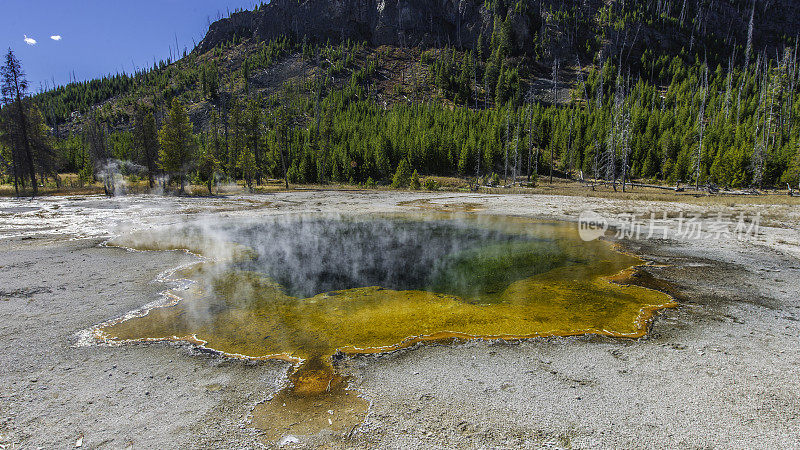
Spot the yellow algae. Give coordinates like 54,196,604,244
252,357,369,442
252,387,369,443
102,258,674,361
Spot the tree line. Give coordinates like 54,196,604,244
2,0,800,196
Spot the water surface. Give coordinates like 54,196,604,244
100,214,675,362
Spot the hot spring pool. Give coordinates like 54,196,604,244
99,213,676,364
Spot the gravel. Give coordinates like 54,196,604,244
0,191,798,449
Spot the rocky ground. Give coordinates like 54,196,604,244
0,190,798,449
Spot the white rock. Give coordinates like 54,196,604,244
278,435,300,446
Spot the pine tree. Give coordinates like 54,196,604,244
391,158,412,188
694,64,708,190
238,138,256,190
410,169,421,189
1,50,38,195
197,136,219,195
245,99,261,184
158,98,194,193
229,99,245,178
133,103,159,188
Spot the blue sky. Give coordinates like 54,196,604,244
2,0,263,91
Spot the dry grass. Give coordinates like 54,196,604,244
2,174,799,207
465,178,800,207
0,173,104,197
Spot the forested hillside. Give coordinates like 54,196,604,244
2,0,800,195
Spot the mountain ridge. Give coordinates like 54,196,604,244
197,0,800,67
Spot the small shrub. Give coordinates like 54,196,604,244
424,178,438,191
391,159,412,188
410,170,421,190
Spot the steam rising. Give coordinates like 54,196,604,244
96,159,146,196
230,216,564,298
120,214,575,300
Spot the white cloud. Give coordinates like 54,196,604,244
23,35,37,45
50,35,62,41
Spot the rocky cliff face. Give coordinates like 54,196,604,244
197,0,534,54
196,0,800,64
